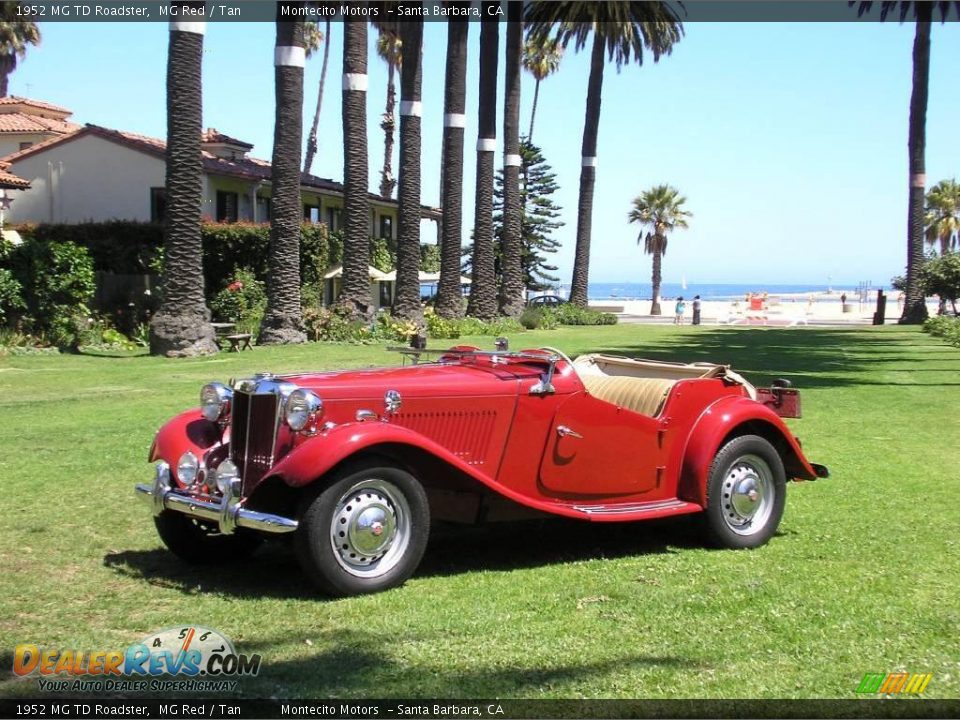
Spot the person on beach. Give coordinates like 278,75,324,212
692,295,702,325
674,296,686,325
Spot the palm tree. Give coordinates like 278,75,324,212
435,16,469,319
522,36,562,142
466,6,499,320
628,185,691,316
0,4,39,97
375,24,403,199
854,1,959,323
525,2,684,308
338,17,371,318
150,13,218,357
303,19,330,175
925,179,960,255
499,19,525,318
260,19,308,344
391,20,424,324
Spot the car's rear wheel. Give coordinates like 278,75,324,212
295,462,430,597
702,435,786,549
154,512,262,564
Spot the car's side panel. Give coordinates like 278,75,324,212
260,422,616,520
538,391,662,496
677,395,819,506
386,393,518,470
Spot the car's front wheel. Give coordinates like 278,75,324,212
295,462,430,597
702,435,786,549
154,513,262,563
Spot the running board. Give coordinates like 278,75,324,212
570,498,702,521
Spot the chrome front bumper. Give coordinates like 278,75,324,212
135,461,299,535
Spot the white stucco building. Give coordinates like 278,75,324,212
1,124,442,242
0,102,441,242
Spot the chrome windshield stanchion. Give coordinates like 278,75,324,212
218,478,241,535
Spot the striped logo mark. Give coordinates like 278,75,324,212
856,672,932,694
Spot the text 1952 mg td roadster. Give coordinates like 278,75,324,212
135,345,828,597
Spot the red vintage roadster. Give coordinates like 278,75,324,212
135,345,828,597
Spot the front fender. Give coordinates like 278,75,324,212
149,409,222,467
677,395,819,506
263,421,497,489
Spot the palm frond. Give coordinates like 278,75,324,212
851,1,960,21
524,1,684,69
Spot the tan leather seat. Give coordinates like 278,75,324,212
580,375,676,417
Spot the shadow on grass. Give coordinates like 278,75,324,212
103,516,704,600
585,326,941,390
418,515,700,578
254,628,701,696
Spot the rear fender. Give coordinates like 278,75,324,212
678,396,818,506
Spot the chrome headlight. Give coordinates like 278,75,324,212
285,389,323,432
177,451,199,487
200,382,233,422
213,458,239,495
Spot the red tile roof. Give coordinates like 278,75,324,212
0,124,406,203
0,160,30,189
0,96,77,136
202,128,253,149
0,96,72,115
0,113,79,134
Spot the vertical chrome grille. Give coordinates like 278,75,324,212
230,390,281,490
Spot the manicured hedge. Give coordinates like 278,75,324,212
15,221,333,297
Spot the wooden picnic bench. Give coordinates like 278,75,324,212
224,333,253,352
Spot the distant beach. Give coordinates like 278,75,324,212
582,282,875,302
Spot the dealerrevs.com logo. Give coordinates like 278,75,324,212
13,626,261,693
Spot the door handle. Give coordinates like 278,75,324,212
556,425,583,439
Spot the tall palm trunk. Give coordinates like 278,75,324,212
902,9,931,324
260,19,307,345
650,243,663,316
466,8,499,320
303,18,331,175
392,20,424,324
568,33,604,308
499,19,524,317
436,17,468,319
150,15,217,357
528,78,541,142
379,59,397,198
0,54,14,98
339,18,371,318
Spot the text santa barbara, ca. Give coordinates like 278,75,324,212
280,3,505,19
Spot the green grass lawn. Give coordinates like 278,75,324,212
0,325,958,700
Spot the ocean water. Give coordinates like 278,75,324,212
579,282,860,302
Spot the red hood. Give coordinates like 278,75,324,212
276,361,540,402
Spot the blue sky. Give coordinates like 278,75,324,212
13,19,960,286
